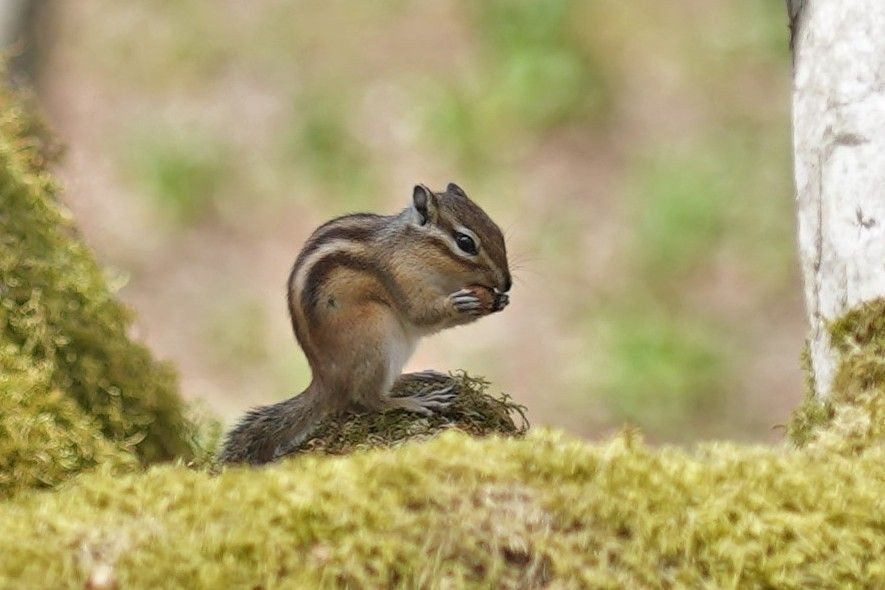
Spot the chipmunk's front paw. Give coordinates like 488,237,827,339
450,285,498,317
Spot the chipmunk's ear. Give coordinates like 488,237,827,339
446,182,467,198
412,184,438,226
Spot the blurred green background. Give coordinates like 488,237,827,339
5,0,801,442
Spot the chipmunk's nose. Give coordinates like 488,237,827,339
500,273,512,293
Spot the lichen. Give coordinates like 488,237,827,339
0,86,194,463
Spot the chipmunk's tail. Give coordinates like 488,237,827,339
218,381,327,465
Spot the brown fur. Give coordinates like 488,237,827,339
219,184,510,465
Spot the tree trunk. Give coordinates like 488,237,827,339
790,0,885,399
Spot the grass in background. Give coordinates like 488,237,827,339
283,90,378,210
203,298,270,370
633,150,731,284
82,0,234,87
425,0,614,172
631,133,791,281
597,305,732,437
475,0,611,128
124,127,231,224
42,0,796,442
598,135,791,433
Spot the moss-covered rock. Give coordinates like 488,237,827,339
0,339,137,499
0,88,193,463
0,430,882,588
288,373,528,457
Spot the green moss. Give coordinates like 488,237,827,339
787,390,834,448
786,342,833,446
829,299,885,402
788,299,885,448
0,340,138,499
0,430,882,588
813,299,885,454
0,88,194,463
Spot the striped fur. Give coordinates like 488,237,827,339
220,184,510,464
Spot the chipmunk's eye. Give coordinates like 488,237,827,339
454,231,478,255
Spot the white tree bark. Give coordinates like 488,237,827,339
791,0,885,399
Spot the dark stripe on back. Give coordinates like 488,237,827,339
286,263,315,363
314,213,383,234
297,214,385,264
300,251,408,324
287,214,383,356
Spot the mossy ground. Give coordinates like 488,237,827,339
1,430,882,589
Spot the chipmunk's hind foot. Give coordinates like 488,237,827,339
397,369,451,384
384,376,458,416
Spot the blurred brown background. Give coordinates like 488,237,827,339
4,0,802,443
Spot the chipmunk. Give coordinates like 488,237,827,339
219,182,511,465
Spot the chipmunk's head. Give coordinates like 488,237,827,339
410,183,511,294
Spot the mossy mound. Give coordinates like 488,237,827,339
292,373,528,456
0,88,193,463
788,298,885,448
0,430,882,588
0,340,138,499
